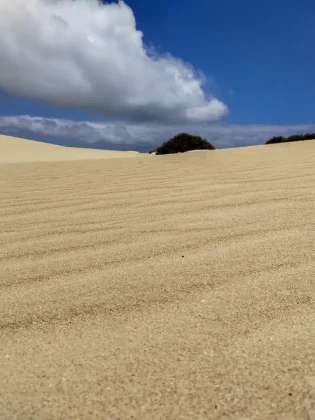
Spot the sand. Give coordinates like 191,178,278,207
0,134,140,163
0,136,314,419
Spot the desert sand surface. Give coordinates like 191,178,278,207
0,134,140,163
0,138,315,419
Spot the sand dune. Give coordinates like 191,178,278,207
0,138,315,419
0,134,140,163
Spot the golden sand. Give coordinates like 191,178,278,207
0,136,314,419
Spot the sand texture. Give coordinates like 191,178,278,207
0,137,315,419
0,134,140,163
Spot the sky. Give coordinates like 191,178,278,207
0,0,315,150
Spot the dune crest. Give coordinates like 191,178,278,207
0,134,140,163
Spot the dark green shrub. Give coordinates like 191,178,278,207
266,133,315,144
266,136,286,144
155,133,215,155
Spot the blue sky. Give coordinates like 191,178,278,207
130,0,315,125
0,0,315,150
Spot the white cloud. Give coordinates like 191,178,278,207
2,115,315,150
0,0,228,123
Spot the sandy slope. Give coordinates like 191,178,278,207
0,139,315,419
0,134,140,163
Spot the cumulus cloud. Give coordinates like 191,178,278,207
0,0,227,123
2,115,315,151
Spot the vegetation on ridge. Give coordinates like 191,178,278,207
154,133,215,155
266,133,315,144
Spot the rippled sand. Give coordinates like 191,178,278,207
0,137,314,419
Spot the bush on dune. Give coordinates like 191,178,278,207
266,133,315,145
155,133,215,155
